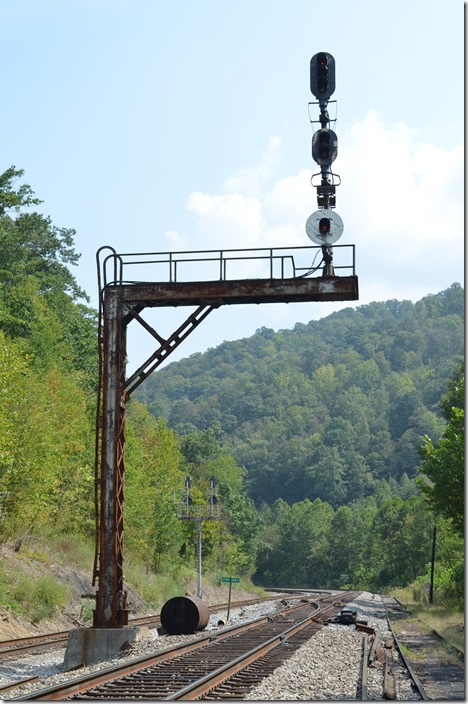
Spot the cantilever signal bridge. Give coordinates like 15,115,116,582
93,243,358,628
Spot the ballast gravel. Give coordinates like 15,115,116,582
247,592,420,701
249,626,364,700
0,592,421,700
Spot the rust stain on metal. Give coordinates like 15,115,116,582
115,275,359,307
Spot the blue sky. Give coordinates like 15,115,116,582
0,0,464,372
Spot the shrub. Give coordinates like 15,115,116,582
12,574,70,623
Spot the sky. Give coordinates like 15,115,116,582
0,0,464,374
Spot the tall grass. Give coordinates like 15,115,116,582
2,573,70,624
391,586,464,653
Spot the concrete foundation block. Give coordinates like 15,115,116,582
63,626,149,671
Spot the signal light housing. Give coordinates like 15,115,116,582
312,128,338,166
310,52,336,100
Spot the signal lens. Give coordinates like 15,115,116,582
319,132,330,158
319,218,331,233
317,52,328,92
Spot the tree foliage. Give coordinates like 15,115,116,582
0,332,95,539
0,168,97,539
0,166,97,384
178,426,261,576
418,360,464,535
125,401,184,571
254,494,447,597
138,285,463,508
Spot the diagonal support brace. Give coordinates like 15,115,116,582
124,304,217,396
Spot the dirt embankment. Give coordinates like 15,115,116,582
0,544,260,641
0,544,96,640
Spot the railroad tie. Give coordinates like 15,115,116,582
383,644,397,700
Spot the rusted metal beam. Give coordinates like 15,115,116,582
124,305,217,396
114,275,359,307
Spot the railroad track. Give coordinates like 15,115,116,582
360,621,428,701
10,593,358,700
0,594,288,660
0,632,71,658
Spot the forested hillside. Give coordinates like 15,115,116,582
137,284,464,508
0,166,260,589
0,166,463,618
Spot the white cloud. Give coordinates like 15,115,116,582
187,191,264,245
163,109,464,311
338,110,463,258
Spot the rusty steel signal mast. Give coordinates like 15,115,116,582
92,51,358,629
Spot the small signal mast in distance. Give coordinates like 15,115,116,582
306,51,343,276
175,475,220,598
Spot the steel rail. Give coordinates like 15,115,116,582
164,592,356,701
386,611,428,700
0,676,40,694
0,632,70,656
163,611,326,700
0,594,289,660
360,633,369,700
12,601,320,701
13,637,217,701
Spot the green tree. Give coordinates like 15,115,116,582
0,166,42,214
0,168,101,541
125,401,183,571
370,497,433,587
179,425,260,575
328,500,377,586
0,362,94,539
254,498,334,587
0,167,85,300
0,167,98,387
418,361,464,535
0,333,29,488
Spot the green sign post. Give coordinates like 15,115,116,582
221,576,240,620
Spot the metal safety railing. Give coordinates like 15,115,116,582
97,244,356,291
174,501,221,520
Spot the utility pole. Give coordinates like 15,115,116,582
175,476,220,598
429,526,437,604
